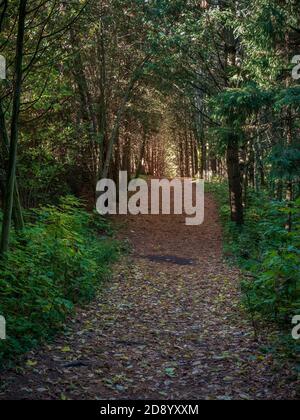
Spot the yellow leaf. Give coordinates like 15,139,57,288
26,360,37,367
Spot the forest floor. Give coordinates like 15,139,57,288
0,190,298,400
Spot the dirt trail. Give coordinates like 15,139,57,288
0,190,297,400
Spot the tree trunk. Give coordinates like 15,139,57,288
200,139,207,179
227,135,244,225
210,157,217,177
184,127,190,177
97,17,107,171
70,28,98,186
101,81,135,179
136,128,147,178
193,139,199,176
179,135,184,177
0,101,24,231
1,0,27,255
101,55,150,179
224,22,244,225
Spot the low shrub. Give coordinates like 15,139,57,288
0,196,120,365
207,182,300,355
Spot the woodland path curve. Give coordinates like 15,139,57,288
0,190,296,400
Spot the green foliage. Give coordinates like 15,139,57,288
211,84,273,126
237,0,289,85
0,197,120,365
239,198,300,322
269,144,300,182
207,182,300,343
275,86,300,111
210,84,274,155
17,147,70,208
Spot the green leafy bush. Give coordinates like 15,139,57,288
17,147,70,208
207,183,300,326
240,197,300,323
0,196,119,365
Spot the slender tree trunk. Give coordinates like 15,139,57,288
227,135,244,225
190,131,197,177
122,129,132,180
0,101,24,231
97,17,107,170
184,127,190,177
285,108,293,232
179,135,184,177
0,0,27,255
70,29,97,135
136,128,147,178
210,157,217,177
101,55,150,179
101,82,135,179
70,28,98,187
200,139,207,179
224,24,244,225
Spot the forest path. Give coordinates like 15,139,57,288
0,191,295,400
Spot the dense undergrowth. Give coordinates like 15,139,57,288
0,196,120,366
207,182,300,359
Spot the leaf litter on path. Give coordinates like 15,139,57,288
0,193,298,400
